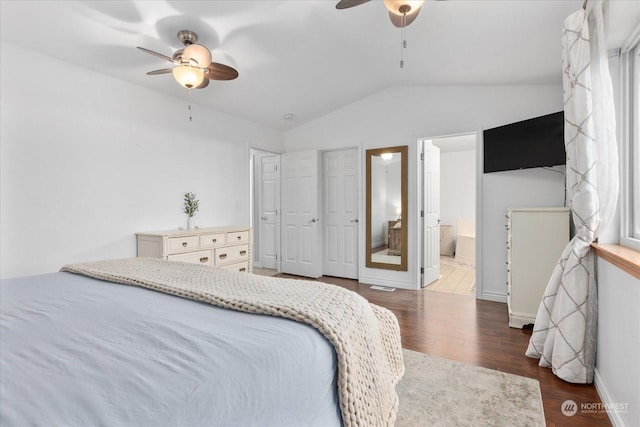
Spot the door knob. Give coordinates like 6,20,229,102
261,216,268,221
308,218,319,223
350,219,359,223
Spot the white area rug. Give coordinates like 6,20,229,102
397,349,545,426
439,255,476,271
426,256,476,296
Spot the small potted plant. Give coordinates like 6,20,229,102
183,192,199,229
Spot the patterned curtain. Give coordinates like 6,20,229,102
525,0,618,384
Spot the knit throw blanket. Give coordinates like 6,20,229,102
61,258,404,427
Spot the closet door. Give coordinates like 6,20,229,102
281,150,322,278
258,154,280,270
322,149,359,279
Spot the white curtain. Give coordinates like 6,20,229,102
525,0,618,384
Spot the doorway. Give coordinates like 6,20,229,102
252,148,360,280
426,133,477,296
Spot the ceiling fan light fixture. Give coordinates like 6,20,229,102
139,29,239,89
172,65,205,89
383,0,424,16
183,44,212,68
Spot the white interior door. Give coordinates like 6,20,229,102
281,150,322,278
422,139,441,286
259,154,280,270
322,149,358,279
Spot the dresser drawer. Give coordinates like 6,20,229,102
168,250,213,266
218,261,249,273
200,233,226,249
167,236,200,253
227,231,250,245
137,227,252,270
214,244,249,266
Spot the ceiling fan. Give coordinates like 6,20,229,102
137,30,238,90
336,0,426,28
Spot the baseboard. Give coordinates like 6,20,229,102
594,368,626,427
479,291,507,303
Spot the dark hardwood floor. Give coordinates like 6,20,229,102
280,274,611,427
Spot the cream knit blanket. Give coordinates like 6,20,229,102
61,258,404,427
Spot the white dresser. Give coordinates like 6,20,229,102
136,226,252,273
507,208,570,328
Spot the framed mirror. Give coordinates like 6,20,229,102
366,146,408,271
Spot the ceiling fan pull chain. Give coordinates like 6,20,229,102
188,89,194,122
399,20,403,68
400,15,407,69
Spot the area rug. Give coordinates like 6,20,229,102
396,349,545,427
440,255,476,271
426,258,476,296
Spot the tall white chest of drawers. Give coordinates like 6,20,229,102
136,226,252,273
507,208,570,328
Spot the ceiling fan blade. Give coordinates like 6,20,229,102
204,62,239,81
146,68,173,76
336,0,371,10
388,6,422,28
136,46,174,63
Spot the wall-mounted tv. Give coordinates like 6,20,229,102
483,111,565,173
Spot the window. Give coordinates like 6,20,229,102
620,32,640,251
632,45,640,240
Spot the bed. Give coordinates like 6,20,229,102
0,258,403,427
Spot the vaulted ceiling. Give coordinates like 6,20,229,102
1,1,638,131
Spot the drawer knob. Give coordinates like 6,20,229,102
219,253,227,259
240,250,247,256
212,238,217,243
200,257,209,263
239,267,246,272
182,242,188,247
237,236,242,241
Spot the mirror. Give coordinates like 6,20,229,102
366,146,408,271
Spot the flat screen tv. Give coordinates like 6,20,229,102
483,111,565,173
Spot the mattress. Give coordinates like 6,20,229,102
0,271,341,427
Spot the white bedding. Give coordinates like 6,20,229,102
59,258,404,427
0,272,341,426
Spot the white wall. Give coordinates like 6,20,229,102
284,85,564,291
592,50,639,427
371,159,387,247
439,149,476,243
0,42,283,279
480,166,566,301
385,160,402,223
595,261,640,427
